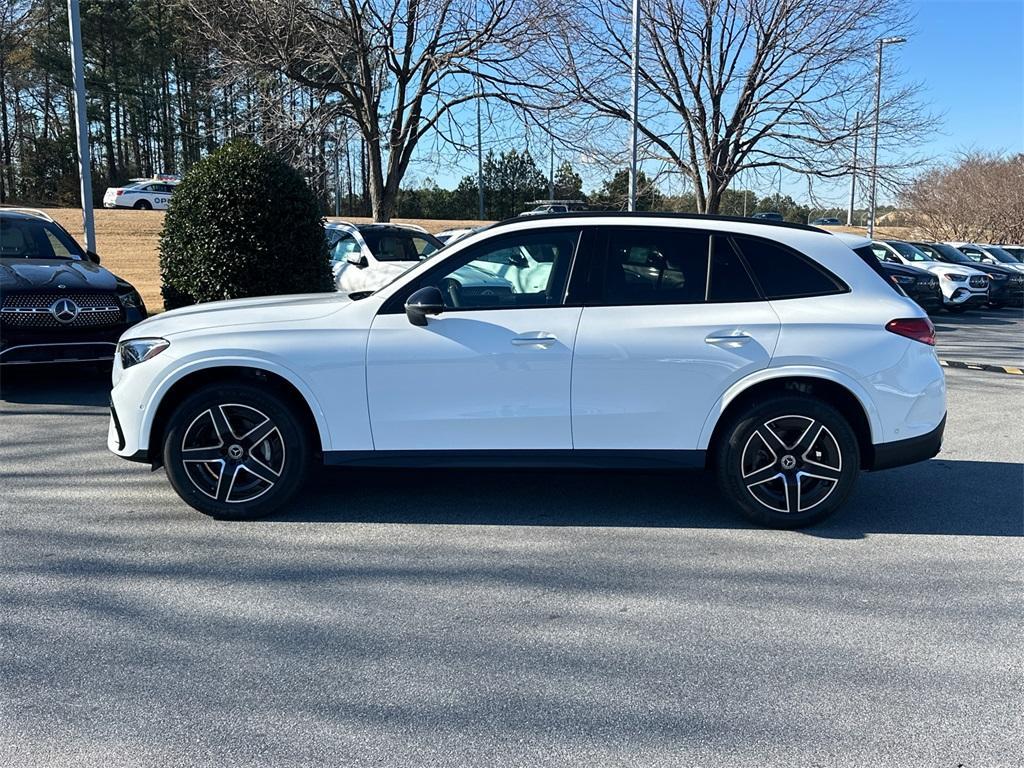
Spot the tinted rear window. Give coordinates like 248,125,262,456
600,228,709,305
733,236,845,299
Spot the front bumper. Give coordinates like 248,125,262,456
906,285,943,312
943,288,987,308
0,307,146,364
987,280,1024,306
867,414,946,471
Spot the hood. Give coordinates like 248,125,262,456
964,261,1020,278
124,292,349,339
0,258,118,292
911,261,984,277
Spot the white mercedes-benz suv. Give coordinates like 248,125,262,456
108,214,946,528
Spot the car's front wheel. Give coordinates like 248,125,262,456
163,383,310,519
715,396,859,529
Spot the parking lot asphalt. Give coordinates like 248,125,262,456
1,318,1022,767
933,305,1024,367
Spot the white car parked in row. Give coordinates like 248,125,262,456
870,240,989,311
948,242,1024,274
102,176,180,210
108,213,946,528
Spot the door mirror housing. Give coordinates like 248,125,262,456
405,286,445,326
347,251,369,267
86,250,101,265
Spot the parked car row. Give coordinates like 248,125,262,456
836,233,1023,315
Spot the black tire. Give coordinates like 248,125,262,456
134,199,152,210
162,383,310,519
988,302,1005,309
714,395,859,529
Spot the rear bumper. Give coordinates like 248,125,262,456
867,413,946,471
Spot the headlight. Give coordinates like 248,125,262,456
988,273,1007,280
942,273,967,282
118,338,169,369
118,289,143,307
891,275,916,286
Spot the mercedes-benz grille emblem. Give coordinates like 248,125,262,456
50,298,80,324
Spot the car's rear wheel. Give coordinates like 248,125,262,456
715,396,859,529
163,383,310,519
134,199,152,210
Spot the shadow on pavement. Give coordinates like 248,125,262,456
0,363,111,407
268,458,1023,539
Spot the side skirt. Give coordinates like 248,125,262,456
323,449,707,470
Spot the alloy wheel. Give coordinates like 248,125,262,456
179,403,286,504
740,414,843,514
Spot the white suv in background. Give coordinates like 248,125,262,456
870,240,989,311
108,214,946,529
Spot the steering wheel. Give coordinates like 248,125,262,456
441,278,462,308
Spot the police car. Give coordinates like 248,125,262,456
102,175,181,210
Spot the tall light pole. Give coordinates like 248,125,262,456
627,0,640,211
476,67,485,220
868,36,905,238
847,111,860,227
67,0,95,252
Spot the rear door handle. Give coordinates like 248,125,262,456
705,331,752,347
511,333,558,347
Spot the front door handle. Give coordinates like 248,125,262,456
705,331,752,348
511,333,558,347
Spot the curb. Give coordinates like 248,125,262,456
939,359,1024,376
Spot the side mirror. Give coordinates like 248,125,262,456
405,286,445,326
346,251,368,268
86,250,101,265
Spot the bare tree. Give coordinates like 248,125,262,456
530,0,931,213
183,0,543,221
901,152,1024,243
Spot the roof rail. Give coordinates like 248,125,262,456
393,222,428,234
0,207,55,223
488,210,826,233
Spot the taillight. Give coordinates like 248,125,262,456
886,317,935,346
116,189,124,196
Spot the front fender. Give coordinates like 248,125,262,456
138,353,333,453
695,365,882,450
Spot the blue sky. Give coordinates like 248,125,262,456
902,0,1023,157
412,0,1023,204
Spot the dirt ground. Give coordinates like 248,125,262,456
20,207,914,312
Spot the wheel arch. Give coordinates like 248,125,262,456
700,368,879,470
143,362,329,467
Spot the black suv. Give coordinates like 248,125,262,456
911,241,1024,308
0,209,147,364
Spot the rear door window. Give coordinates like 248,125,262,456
599,227,709,305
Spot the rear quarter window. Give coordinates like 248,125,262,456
734,236,846,299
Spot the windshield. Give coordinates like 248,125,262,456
361,229,442,262
982,246,1021,264
915,242,971,263
886,241,932,262
0,218,85,260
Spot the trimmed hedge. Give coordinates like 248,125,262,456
159,140,333,309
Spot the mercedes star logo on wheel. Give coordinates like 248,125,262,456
50,298,80,324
